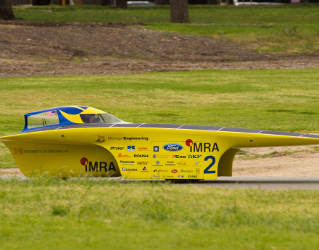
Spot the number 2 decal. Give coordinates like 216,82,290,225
204,156,216,174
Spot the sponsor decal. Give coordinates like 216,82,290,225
172,155,186,159
118,153,130,158
122,168,137,171
96,136,105,143
120,160,135,164
21,149,41,154
137,146,148,151
134,154,148,158
123,136,149,141
127,146,135,151
48,149,68,153
153,154,169,158
80,157,116,172
163,144,183,152
153,146,159,152
137,161,148,165
165,161,176,166
177,162,187,166
110,146,124,150
186,139,219,153
188,175,197,178
22,149,68,154
152,160,163,167
153,169,168,173
188,154,202,159
171,169,178,173
108,136,122,140
181,169,194,173
186,139,193,147
178,175,185,179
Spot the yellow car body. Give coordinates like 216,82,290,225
1,106,319,179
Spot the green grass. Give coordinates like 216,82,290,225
12,4,319,53
1,69,319,168
1,69,319,248
1,178,319,249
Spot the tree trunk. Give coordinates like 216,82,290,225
32,0,50,5
170,0,189,23
154,0,169,4
0,0,15,20
115,0,127,8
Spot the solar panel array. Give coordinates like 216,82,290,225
25,123,319,139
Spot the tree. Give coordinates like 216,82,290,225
115,0,127,8
170,0,189,23
0,0,15,20
32,0,50,5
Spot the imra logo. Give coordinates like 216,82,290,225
185,139,219,153
80,157,116,172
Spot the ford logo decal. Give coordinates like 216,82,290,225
163,144,183,151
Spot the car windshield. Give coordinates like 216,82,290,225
80,113,123,124
27,111,60,129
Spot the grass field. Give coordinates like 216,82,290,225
13,4,319,53
1,67,319,249
1,178,319,249
2,7,319,248
1,69,319,168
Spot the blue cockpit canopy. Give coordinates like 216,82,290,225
23,106,124,132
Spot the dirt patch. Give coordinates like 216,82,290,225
1,22,319,77
233,145,319,177
0,168,23,177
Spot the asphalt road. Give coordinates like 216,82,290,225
1,176,319,190
195,177,319,190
